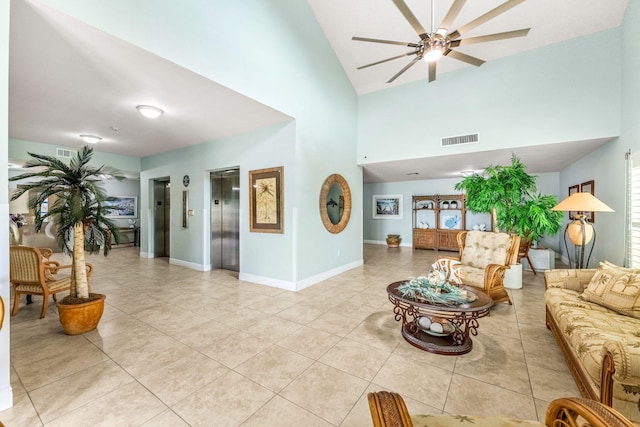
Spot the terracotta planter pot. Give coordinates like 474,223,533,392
57,294,106,335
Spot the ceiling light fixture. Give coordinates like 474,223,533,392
423,37,447,62
80,134,102,144
136,105,164,119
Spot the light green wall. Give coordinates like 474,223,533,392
9,138,141,176
553,0,640,267
358,29,621,166
364,172,561,251
0,0,11,412
37,0,361,285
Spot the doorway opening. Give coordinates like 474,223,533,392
210,169,240,272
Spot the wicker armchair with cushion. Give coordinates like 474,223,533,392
9,246,93,319
368,391,635,427
435,230,520,304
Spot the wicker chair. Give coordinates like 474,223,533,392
9,246,92,319
368,391,635,427
435,230,520,304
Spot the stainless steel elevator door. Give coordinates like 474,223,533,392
211,170,239,271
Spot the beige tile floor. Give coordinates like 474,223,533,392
1,244,579,426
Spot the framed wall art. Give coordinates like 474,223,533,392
373,194,403,219
580,180,595,223
105,196,137,218
568,184,579,220
249,166,284,233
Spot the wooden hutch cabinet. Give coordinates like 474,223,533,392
412,194,466,251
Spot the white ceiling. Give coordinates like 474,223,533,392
308,0,629,95
8,0,628,182
8,0,292,161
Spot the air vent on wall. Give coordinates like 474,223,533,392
56,148,77,159
441,133,479,147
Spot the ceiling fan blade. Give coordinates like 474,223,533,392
437,0,467,35
428,61,437,82
445,49,485,67
450,28,530,47
352,36,420,48
357,51,417,70
448,0,526,40
387,57,421,83
392,0,429,40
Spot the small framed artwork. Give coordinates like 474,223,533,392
568,184,579,220
373,195,403,219
581,180,595,223
249,166,284,233
105,196,138,218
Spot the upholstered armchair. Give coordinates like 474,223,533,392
436,230,520,304
9,246,93,319
368,391,635,427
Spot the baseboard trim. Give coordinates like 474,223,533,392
363,239,411,247
239,259,364,292
0,385,13,411
169,258,208,271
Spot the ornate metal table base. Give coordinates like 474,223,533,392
387,281,493,355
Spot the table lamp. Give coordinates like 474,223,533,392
551,192,614,268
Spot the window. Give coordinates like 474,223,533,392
626,152,640,267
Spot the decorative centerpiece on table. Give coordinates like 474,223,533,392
397,269,477,306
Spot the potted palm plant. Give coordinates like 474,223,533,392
9,147,123,334
454,154,563,243
454,155,563,286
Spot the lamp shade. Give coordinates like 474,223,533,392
551,192,614,213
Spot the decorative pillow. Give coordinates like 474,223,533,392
581,262,640,319
432,258,463,284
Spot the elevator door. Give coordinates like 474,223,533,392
153,179,171,257
211,170,239,271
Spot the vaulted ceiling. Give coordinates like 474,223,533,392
8,0,629,181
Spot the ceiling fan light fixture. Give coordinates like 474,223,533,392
136,105,164,119
424,46,443,62
423,37,447,62
79,134,102,144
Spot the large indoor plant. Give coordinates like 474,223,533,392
9,147,123,334
454,154,563,244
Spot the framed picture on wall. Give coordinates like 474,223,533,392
105,196,137,218
580,180,595,223
249,166,284,233
373,195,403,219
568,184,579,220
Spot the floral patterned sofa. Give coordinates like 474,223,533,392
545,262,640,425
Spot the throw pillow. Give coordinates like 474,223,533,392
432,258,463,284
581,262,640,319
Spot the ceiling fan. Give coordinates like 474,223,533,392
353,0,530,83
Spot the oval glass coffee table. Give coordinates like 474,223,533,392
387,281,493,355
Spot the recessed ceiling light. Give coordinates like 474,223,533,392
80,134,102,144
136,105,164,119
